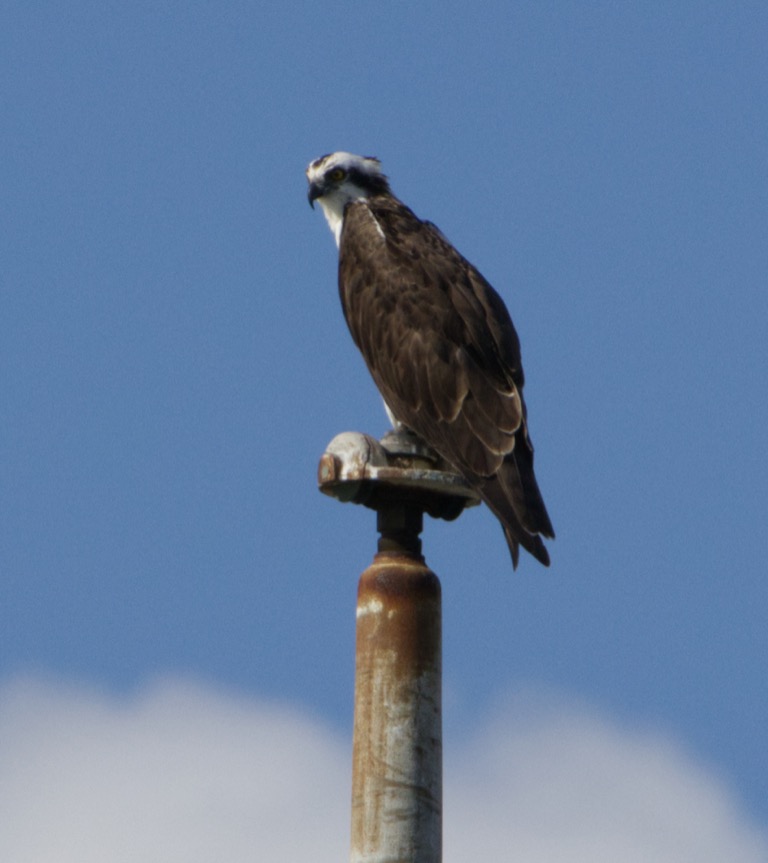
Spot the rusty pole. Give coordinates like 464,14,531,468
351,507,442,862
318,430,477,863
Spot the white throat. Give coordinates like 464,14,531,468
317,184,369,248
317,198,346,247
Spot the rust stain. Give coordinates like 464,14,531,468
350,549,442,862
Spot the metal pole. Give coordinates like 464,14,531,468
318,430,477,863
350,506,442,863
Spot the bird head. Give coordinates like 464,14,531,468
306,152,390,244
306,152,389,209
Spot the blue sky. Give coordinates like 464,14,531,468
2,2,767,856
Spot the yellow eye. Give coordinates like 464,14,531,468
328,168,346,182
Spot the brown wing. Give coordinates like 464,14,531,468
338,196,554,567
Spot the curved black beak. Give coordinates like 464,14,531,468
307,180,324,209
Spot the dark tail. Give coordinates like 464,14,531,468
479,447,554,569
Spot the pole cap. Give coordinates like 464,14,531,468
318,429,479,521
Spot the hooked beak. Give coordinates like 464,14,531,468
307,180,325,209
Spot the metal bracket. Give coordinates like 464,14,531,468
318,428,479,523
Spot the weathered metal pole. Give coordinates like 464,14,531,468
351,507,442,862
318,430,477,863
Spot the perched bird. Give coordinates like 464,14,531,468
307,152,554,567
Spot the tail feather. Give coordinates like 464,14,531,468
498,449,555,539
479,455,553,569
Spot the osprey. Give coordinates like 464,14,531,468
307,152,554,567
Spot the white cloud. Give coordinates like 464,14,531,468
0,678,764,862
446,693,767,862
